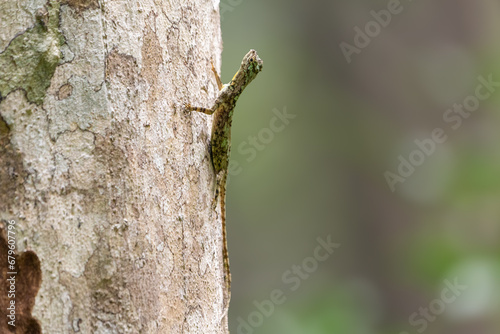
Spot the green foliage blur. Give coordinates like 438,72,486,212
221,0,500,333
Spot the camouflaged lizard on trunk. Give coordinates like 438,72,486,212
186,50,263,309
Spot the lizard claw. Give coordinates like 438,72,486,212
183,103,192,115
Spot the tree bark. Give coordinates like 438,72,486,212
0,0,226,332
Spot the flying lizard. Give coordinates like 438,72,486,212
185,50,263,307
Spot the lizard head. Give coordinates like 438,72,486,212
232,49,263,87
242,49,263,79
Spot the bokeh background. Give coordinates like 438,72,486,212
220,0,500,333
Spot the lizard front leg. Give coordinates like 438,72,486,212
185,104,215,115
184,61,223,113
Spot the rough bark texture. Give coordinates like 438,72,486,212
0,0,226,333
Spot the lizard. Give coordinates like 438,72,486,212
185,49,263,309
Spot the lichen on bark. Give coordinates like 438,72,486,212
0,0,64,105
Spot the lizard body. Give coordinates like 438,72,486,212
186,50,263,307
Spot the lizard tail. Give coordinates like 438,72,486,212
214,171,231,305
220,180,231,298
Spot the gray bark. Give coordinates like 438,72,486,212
0,0,227,332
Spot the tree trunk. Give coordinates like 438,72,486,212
0,0,226,333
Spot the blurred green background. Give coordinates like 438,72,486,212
220,0,500,333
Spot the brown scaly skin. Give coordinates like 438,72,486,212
186,50,263,312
